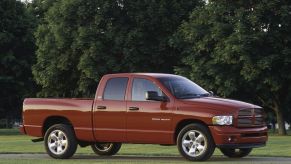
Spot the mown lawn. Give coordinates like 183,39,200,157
0,129,290,164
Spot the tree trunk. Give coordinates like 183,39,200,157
274,106,287,135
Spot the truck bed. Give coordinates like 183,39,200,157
22,98,95,141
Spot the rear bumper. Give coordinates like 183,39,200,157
19,124,26,134
209,125,268,148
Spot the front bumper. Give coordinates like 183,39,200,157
209,125,268,148
216,143,266,149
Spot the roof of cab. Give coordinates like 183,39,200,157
103,73,181,78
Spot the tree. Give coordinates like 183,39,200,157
174,0,291,135
32,0,203,97
0,0,36,119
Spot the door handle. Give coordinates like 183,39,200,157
128,107,139,111
97,106,106,110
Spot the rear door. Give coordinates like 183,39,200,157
126,77,174,144
93,77,128,142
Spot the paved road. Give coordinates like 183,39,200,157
1,154,291,163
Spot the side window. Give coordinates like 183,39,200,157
103,77,128,100
132,78,163,101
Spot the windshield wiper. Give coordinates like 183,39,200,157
200,93,211,97
178,93,201,99
178,93,211,99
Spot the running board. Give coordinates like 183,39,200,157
31,138,44,142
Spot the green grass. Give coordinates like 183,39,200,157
0,129,291,163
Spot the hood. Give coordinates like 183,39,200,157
180,96,260,113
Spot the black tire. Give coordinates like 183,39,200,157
44,124,77,159
220,148,252,158
91,143,122,156
177,123,215,161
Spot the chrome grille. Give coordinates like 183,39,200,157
237,108,265,127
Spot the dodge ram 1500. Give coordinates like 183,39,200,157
20,73,268,161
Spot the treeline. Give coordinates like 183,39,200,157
0,0,290,135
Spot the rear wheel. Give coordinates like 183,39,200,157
91,143,121,156
177,124,215,161
220,148,252,158
44,124,77,159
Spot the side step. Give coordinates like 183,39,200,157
31,138,44,142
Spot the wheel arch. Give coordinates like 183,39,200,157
42,116,73,136
174,119,211,144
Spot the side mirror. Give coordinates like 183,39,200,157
145,91,167,102
209,91,214,96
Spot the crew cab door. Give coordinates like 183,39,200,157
126,77,174,144
93,77,128,142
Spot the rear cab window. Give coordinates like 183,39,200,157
103,77,128,100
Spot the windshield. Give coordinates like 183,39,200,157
158,76,210,99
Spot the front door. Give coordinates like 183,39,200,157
126,77,173,144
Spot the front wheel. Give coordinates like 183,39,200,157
91,142,121,156
177,124,215,161
44,124,77,159
220,148,252,158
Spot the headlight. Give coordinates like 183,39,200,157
212,116,233,125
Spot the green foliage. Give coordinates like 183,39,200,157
3,0,290,127
32,0,203,97
0,0,36,118
175,0,291,134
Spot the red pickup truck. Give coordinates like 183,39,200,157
20,73,267,161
